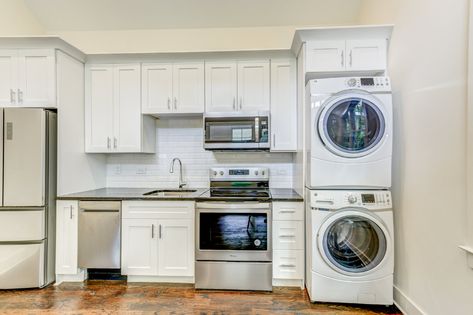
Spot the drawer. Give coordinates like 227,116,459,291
122,201,194,219
272,202,304,221
273,250,304,280
273,221,304,250
0,210,45,241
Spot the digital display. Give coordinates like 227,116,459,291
229,169,249,176
362,194,376,203
360,78,375,86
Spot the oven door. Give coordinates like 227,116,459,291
203,115,269,150
196,202,271,262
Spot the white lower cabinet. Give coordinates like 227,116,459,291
272,201,304,287
121,201,195,280
56,200,79,275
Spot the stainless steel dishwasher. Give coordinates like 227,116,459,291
78,201,121,269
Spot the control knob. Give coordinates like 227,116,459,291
347,194,358,204
219,171,224,176
255,171,259,175
213,171,217,176
347,78,357,87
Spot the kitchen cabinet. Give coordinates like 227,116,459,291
205,60,269,113
142,62,204,115
121,201,195,279
56,200,79,275
306,39,387,73
85,63,155,153
0,49,55,107
270,59,297,152
272,202,304,287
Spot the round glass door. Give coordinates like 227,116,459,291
322,215,387,273
321,97,385,156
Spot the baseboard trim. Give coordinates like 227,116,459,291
127,275,194,283
272,278,304,289
55,270,87,285
394,285,426,315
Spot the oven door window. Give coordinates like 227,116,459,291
199,213,268,250
205,120,255,143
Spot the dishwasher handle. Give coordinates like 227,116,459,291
79,201,121,212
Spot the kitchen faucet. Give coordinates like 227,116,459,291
169,157,187,189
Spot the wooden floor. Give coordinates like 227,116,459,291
0,281,402,315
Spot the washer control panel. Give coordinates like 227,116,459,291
346,77,390,89
310,190,392,210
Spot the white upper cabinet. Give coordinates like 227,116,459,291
205,60,270,113
306,39,387,74
0,49,55,107
85,64,155,153
142,64,173,114
345,39,387,71
172,63,205,113
306,41,346,73
205,62,237,112
142,62,204,115
270,59,297,152
237,61,270,111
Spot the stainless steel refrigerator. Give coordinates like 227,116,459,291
0,108,56,289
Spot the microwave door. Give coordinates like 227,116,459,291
206,120,255,143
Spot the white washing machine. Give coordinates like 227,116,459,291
306,77,393,189
305,189,394,305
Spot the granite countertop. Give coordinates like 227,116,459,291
57,187,303,202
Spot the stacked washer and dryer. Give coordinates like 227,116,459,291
305,77,394,305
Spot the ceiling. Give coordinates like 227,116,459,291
24,0,363,31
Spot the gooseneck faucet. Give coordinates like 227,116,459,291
169,157,187,189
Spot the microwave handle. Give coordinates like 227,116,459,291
255,117,260,143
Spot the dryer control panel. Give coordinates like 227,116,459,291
308,76,391,94
310,190,392,211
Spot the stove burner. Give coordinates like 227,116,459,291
210,189,270,198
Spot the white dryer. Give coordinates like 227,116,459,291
305,189,394,305
306,77,393,189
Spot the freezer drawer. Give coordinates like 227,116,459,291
0,210,45,241
0,242,45,289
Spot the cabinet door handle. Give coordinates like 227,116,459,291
167,97,171,110
273,134,276,148
239,97,242,110
233,97,236,110
151,224,155,238
174,97,177,110
17,89,23,104
114,137,117,149
280,264,296,268
159,224,162,239
341,51,345,67
349,50,353,67
69,205,73,219
107,137,111,149
10,89,15,104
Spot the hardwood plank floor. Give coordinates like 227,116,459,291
0,281,402,315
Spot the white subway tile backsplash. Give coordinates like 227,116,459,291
106,118,294,188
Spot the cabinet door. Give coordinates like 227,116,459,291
142,64,173,114
237,61,270,111
56,200,79,275
0,50,18,106
205,62,237,112
270,59,297,152
306,40,346,72
173,63,204,113
17,49,56,107
346,39,387,71
158,219,194,277
122,219,159,276
85,65,114,152
113,64,142,152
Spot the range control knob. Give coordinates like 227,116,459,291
347,194,358,204
219,171,224,176
347,78,357,87
213,171,217,176
255,171,259,176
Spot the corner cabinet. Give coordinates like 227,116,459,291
270,59,297,152
121,201,195,281
142,62,204,115
0,49,56,107
85,64,155,153
56,200,79,275
205,60,270,113
306,39,387,74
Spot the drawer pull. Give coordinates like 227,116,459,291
279,234,296,238
280,210,296,213
280,264,296,268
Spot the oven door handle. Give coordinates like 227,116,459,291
196,202,270,210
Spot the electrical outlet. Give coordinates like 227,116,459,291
114,165,121,175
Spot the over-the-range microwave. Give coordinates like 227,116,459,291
203,112,270,151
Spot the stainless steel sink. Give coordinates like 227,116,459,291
143,189,197,197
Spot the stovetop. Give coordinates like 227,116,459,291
197,188,271,202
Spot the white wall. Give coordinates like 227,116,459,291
106,118,293,188
358,1,473,314
0,0,44,35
